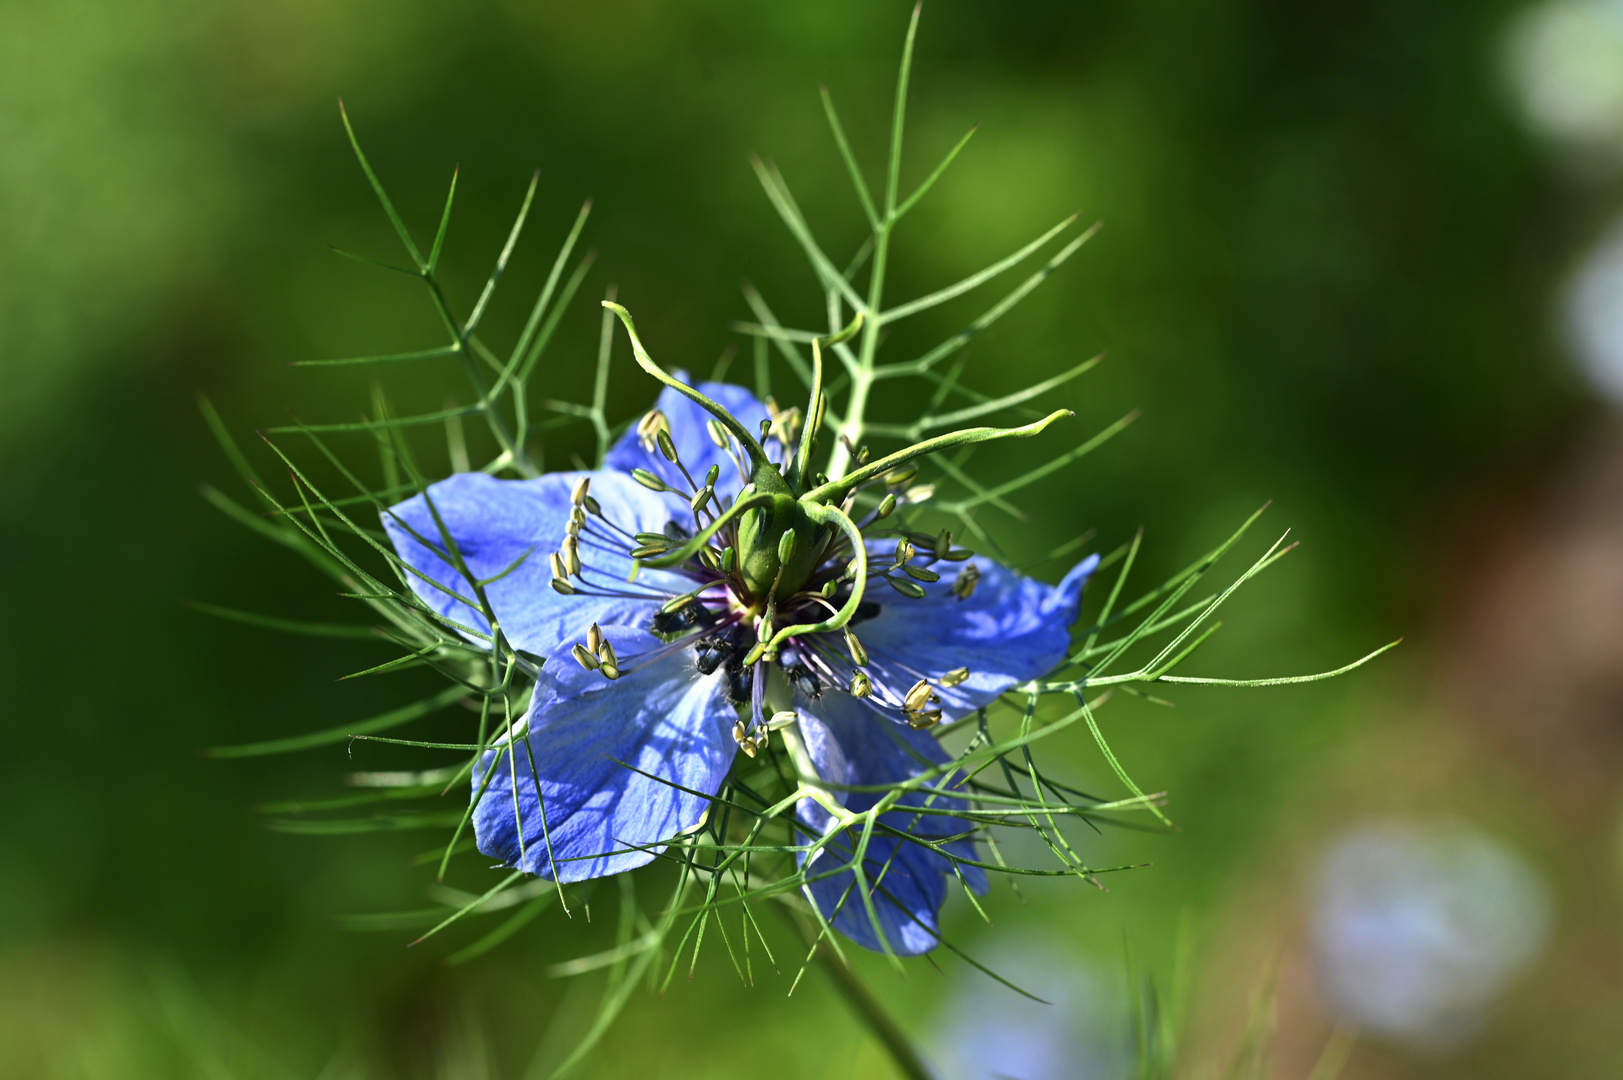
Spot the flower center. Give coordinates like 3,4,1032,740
543,409,981,748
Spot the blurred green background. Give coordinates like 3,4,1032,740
3,0,1616,1076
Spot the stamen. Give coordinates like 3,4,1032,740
636,409,669,451
941,667,970,687
951,563,980,600
843,628,868,667
903,678,938,712
551,578,576,595
904,484,935,504
901,564,939,583
631,468,669,492
549,553,569,580
587,623,603,654
707,418,730,449
884,463,919,487
849,671,872,698
562,537,582,576
906,709,942,730
885,576,927,599
571,643,600,671
655,428,679,463
571,476,591,506
875,493,897,519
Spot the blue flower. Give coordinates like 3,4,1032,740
383,377,1096,954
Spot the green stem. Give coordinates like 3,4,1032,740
800,915,934,1080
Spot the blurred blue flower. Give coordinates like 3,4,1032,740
1312,821,1551,1048
383,379,1096,953
930,939,1130,1080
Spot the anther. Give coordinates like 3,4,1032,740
875,493,897,519
905,484,936,503
690,486,712,514
631,468,669,492
884,463,919,487
571,643,600,671
844,628,869,667
821,579,838,598
631,544,670,559
901,564,939,583
903,679,938,712
906,709,943,730
571,476,591,506
720,546,736,572
704,464,720,488
849,671,872,698
951,563,981,600
758,418,772,441
886,576,927,599
549,553,569,580
587,623,603,655
941,667,970,687
895,539,915,566
551,579,577,595
776,530,797,564
698,547,722,571
935,529,952,557
707,418,729,448
599,661,621,681
754,727,769,750
597,639,618,668
566,519,581,540
656,428,679,463
582,495,602,516
856,445,871,465
562,538,582,576
637,409,669,451
767,711,798,730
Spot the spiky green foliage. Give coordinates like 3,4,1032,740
196,7,1390,1075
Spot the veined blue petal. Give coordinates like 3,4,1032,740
382,471,693,656
604,377,772,508
859,554,1099,719
472,627,737,881
795,691,986,956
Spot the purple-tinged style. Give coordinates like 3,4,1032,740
383,379,1096,954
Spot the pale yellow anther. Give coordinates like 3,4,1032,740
571,476,591,506
903,678,937,712
587,623,603,655
941,667,970,687
849,671,872,698
562,537,581,576
571,643,600,672
549,553,569,580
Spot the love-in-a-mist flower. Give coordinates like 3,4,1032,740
382,306,1097,954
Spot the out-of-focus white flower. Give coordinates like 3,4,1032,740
930,940,1130,1080
1311,821,1551,1049
1563,214,1623,404
1504,0,1623,154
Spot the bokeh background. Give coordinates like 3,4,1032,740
4,0,1622,1076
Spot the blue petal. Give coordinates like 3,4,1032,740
795,691,987,956
856,553,1099,719
604,377,772,510
472,627,737,881
382,471,695,656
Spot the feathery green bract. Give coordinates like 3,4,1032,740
197,8,1389,1078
